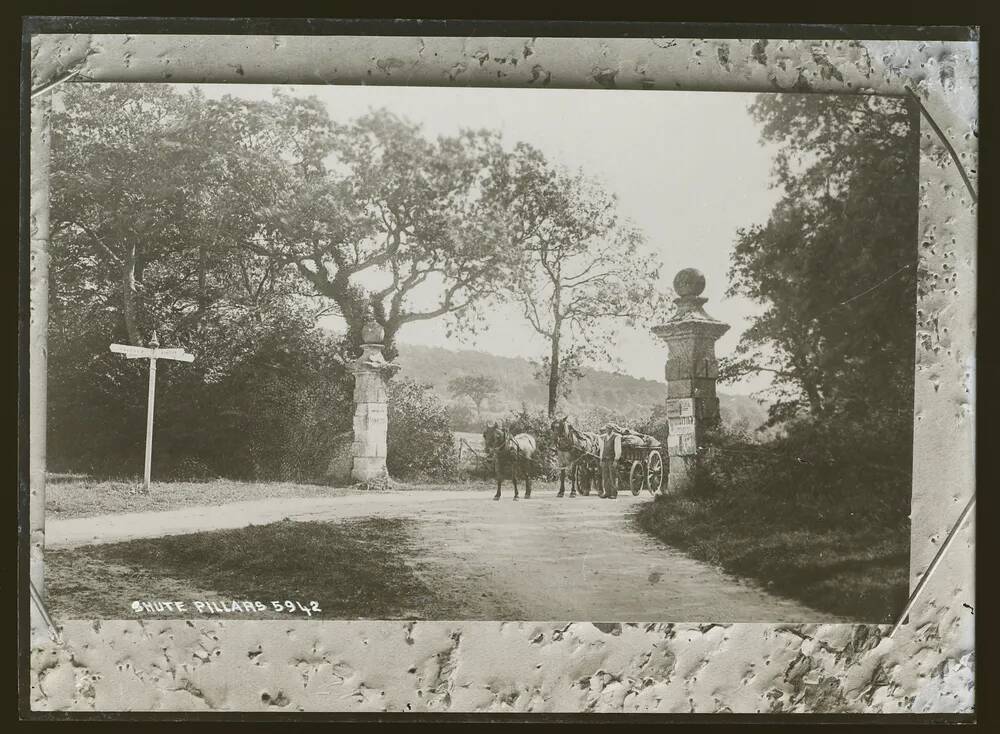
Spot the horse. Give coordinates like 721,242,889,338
483,423,538,501
550,416,604,498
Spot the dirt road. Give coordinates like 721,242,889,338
47,486,838,621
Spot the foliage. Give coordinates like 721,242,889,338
632,401,671,447
636,417,911,621
447,374,500,418
50,84,296,355
721,94,919,430
396,343,771,431
493,406,559,479
245,105,531,359
446,401,480,433
201,320,353,482
697,418,911,518
48,311,354,483
387,379,457,479
47,84,520,483
492,149,671,415
634,94,920,623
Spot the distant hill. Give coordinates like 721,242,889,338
394,342,768,431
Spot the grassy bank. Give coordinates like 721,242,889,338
45,474,506,519
46,517,441,619
634,493,909,623
45,474,352,519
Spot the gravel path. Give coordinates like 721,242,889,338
47,486,838,621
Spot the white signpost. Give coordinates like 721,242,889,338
109,331,194,490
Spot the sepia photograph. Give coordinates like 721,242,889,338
23,26,976,717
41,81,918,624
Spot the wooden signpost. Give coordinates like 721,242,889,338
109,331,194,490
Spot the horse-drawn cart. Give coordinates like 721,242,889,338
619,441,666,495
569,431,666,497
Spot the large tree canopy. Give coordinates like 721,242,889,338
50,84,306,378
45,83,675,478
721,94,919,428
244,106,527,359
51,86,535,365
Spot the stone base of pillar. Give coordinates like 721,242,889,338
351,457,390,489
665,454,696,494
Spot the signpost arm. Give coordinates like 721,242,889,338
143,357,157,490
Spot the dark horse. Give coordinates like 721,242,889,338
550,416,604,498
483,423,538,501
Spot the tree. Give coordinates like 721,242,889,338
46,84,337,478
720,94,919,429
49,85,304,371
448,374,500,419
387,379,457,478
50,84,215,345
496,150,669,416
247,105,527,360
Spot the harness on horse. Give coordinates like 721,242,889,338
554,424,603,470
487,430,543,468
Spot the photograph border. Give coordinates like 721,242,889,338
20,18,978,718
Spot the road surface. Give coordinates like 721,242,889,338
47,487,839,621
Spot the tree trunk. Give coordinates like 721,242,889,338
122,244,141,344
197,241,208,316
381,321,399,362
796,368,825,418
547,322,561,417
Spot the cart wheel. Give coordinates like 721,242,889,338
647,450,664,494
629,461,645,495
574,462,591,496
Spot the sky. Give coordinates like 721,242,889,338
186,83,784,395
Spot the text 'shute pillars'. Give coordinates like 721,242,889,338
653,268,730,493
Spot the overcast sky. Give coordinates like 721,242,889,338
188,83,784,395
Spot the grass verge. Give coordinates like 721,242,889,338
45,475,521,519
634,494,909,622
45,474,355,519
46,517,441,620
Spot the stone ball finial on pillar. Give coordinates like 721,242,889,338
652,269,730,494
673,267,706,297
361,319,384,346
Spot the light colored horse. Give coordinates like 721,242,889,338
483,423,538,501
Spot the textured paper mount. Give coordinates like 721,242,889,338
24,27,977,716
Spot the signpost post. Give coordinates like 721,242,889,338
109,331,194,490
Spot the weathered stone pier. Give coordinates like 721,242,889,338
340,321,398,488
653,268,730,493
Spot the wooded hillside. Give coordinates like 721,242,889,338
394,342,768,430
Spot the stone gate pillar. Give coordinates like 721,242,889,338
652,268,730,493
347,322,398,487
